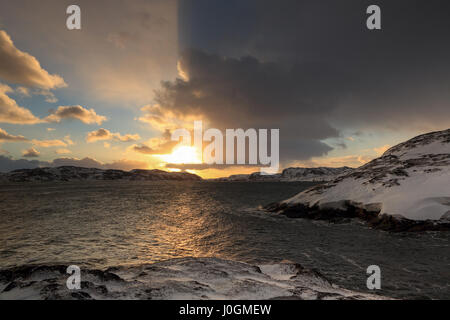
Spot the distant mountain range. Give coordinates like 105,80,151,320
211,166,353,182
0,165,355,183
0,166,202,182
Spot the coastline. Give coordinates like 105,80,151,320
0,257,388,300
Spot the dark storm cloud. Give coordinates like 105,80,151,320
180,0,450,66
178,0,450,138
151,49,341,162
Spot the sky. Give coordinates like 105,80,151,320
0,0,450,178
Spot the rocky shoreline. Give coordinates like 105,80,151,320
265,129,450,232
264,201,450,232
211,166,352,182
0,257,387,300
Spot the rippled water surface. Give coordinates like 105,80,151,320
0,181,449,299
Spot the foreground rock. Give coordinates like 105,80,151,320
0,166,202,182
266,129,450,232
212,166,352,182
0,257,386,300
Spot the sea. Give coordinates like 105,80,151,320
0,181,449,299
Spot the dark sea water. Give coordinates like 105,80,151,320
0,181,449,299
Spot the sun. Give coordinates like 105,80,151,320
159,146,202,164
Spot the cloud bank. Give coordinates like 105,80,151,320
142,49,341,164
0,155,148,173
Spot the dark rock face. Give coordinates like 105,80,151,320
366,214,450,232
264,202,450,232
0,166,202,182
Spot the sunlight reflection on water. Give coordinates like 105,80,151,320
0,181,449,299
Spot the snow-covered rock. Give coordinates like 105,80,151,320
0,166,202,182
212,173,281,181
0,257,387,300
280,167,352,182
211,167,352,182
266,129,450,231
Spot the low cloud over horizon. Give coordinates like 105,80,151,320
0,155,149,173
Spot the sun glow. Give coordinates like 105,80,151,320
159,146,202,164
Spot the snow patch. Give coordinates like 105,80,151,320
280,129,450,221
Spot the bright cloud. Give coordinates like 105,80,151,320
131,130,178,155
86,128,140,143
0,127,27,142
64,135,74,146
138,104,201,132
22,147,40,158
32,139,67,148
292,154,374,169
0,30,66,89
45,106,107,125
373,144,391,156
0,84,41,124
55,148,71,155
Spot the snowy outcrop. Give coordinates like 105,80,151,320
0,166,202,182
212,167,352,182
0,257,386,300
266,129,450,231
280,167,352,182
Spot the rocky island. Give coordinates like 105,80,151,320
0,166,202,182
266,129,450,232
212,166,352,182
